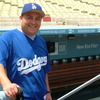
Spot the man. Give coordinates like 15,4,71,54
0,3,52,100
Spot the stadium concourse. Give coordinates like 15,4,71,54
0,0,100,26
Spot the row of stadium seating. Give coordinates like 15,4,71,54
0,16,100,27
0,0,100,26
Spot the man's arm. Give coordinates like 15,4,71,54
0,64,18,99
45,74,52,100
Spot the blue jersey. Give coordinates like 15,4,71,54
0,29,51,100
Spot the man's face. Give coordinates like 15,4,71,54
20,11,42,36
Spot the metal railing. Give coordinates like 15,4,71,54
57,74,100,100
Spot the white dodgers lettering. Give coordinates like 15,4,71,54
17,55,47,75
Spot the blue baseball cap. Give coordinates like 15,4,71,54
21,3,45,17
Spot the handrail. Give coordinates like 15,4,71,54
57,74,100,100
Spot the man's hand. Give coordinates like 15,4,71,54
3,83,19,99
46,93,52,100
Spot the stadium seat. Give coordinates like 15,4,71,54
4,0,11,4
17,0,24,8
18,8,22,16
0,0,4,2
11,0,18,6
0,3,10,17
0,2,4,11
10,6,18,17
23,0,30,4
29,0,36,3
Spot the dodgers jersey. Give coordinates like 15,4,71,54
0,29,51,100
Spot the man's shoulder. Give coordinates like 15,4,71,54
1,29,17,36
0,29,18,42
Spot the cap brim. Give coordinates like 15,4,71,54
22,9,45,17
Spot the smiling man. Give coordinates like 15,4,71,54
0,3,52,100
